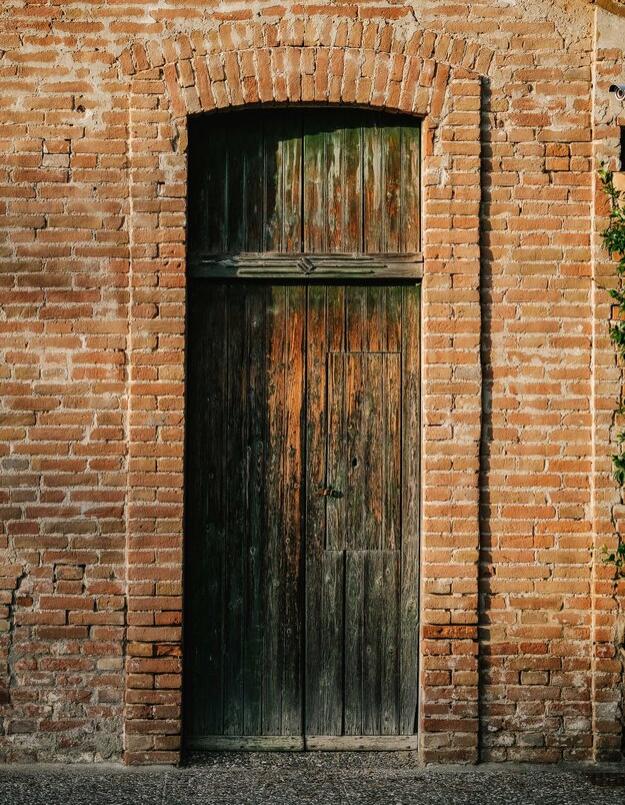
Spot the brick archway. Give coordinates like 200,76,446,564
122,22,487,765
119,22,494,117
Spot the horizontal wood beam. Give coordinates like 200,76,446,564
186,735,419,751
188,253,424,281
186,736,305,751
305,736,419,751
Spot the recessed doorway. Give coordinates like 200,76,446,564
184,108,421,750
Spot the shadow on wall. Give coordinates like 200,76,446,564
477,74,494,762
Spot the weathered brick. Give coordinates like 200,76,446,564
0,0,622,770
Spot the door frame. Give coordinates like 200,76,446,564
124,33,485,762
183,107,424,751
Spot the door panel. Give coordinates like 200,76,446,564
326,351,398,552
185,107,421,750
344,550,400,736
303,110,364,253
185,282,306,742
186,283,419,746
304,284,420,740
187,109,421,259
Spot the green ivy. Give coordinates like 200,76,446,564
601,542,625,575
599,163,625,577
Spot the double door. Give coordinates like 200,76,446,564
184,281,420,749
184,107,421,749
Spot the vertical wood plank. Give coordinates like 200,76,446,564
346,286,366,352
326,352,346,552
221,284,247,736
362,552,383,735
319,550,344,734
264,114,284,252
304,285,327,735
245,116,265,252
282,113,303,254
205,122,228,253
185,282,229,737
385,287,402,353
200,283,227,736
365,285,385,353
227,128,246,253
282,285,306,734
303,544,321,736
325,118,342,253
303,118,326,253
343,117,363,253
363,355,383,550
382,124,402,253
381,551,400,735
344,551,364,735
401,124,421,254
345,353,365,550
327,285,345,352
305,285,328,554
399,284,421,735
243,285,266,735
383,354,402,552
363,123,382,254
262,285,286,735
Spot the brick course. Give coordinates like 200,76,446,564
0,0,624,765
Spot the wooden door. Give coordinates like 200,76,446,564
304,284,420,747
184,109,421,750
185,282,307,748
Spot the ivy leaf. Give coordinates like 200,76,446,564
598,165,625,578
608,287,625,307
609,322,625,357
612,454,625,486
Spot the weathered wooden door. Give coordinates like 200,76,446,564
184,109,421,750
304,285,420,747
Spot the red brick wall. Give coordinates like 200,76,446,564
0,0,624,764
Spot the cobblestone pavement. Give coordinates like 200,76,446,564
1,754,625,805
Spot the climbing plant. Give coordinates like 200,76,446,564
599,163,625,577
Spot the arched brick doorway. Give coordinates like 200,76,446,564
124,25,485,763
184,106,422,750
